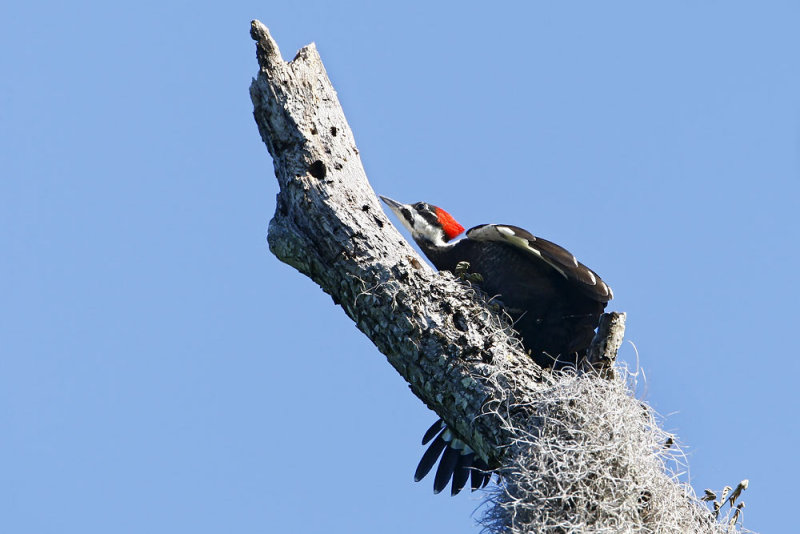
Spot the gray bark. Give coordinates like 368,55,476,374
584,311,627,378
248,20,739,533
249,20,542,466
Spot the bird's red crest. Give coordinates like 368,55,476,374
435,207,465,241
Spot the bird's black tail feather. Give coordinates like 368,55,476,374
415,419,492,495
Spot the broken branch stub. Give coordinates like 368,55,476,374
249,20,626,472
248,20,546,467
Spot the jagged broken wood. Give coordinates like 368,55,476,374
249,18,626,470
250,19,539,467
584,311,627,378
249,21,742,533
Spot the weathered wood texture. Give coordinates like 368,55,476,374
248,22,744,533
584,311,627,378
249,20,622,467
249,20,544,466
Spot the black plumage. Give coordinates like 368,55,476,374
451,451,474,495
414,432,448,482
434,446,462,494
380,196,613,495
470,458,491,491
421,227,610,368
421,419,445,445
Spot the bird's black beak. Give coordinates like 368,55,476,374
379,195,404,211
379,195,409,222
379,195,415,233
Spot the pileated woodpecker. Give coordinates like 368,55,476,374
380,196,613,495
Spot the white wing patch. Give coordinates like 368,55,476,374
604,283,614,299
500,226,568,279
497,226,515,237
469,224,568,279
467,223,614,302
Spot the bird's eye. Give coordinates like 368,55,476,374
414,202,427,210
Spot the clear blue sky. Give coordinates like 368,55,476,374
2,2,797,532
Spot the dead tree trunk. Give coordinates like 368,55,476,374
248,20,738,533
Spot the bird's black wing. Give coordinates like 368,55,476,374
466,224,613,302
